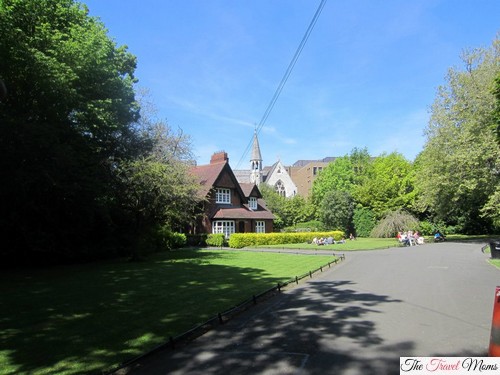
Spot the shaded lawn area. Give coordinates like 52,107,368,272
258,237,400,251
0,249,335,375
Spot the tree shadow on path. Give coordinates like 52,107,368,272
129,280,413,375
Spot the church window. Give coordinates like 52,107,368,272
275,180,286,197
215,188,231,204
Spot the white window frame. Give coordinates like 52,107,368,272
215,188,231,204
212,220,235,238
249,197,257,210
255,221,265,233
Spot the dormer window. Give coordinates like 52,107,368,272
249,197,257,210
215,188,231,204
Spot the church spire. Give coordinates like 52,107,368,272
251,129,262,163
250,129,262,185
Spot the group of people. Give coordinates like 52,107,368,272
397,230,425,246
312,236,346,245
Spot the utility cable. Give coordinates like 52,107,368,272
235,0,327,169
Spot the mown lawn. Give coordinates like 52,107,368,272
258,237,401,251
0,249,335,375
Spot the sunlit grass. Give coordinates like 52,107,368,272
490,259,500,268
258,237,400,251
0,249,335,375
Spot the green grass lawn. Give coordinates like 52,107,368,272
258,237,401,251
0,249,335,375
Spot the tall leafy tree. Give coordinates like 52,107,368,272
259,185,315,229
311,156,354,205
318,190,354,232
311,148,373,207
492,72,500,145
415,37,500,233
355,152,415,218
0,0,141,262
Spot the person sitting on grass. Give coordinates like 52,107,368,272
414,231,425,245
398,231,410,246
434,231,446,242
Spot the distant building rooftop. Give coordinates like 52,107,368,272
292,157,336,167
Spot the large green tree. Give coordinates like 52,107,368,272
415,37,500,233
114,156,199,259
0,0,155,262
318,190,354,232
259,184,315,229
354,152,415,218
311,148,373,206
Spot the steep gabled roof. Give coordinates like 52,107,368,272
239,183,262,198
190,160,246,201
189,161,226,199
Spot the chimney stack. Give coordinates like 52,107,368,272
210,151,228,164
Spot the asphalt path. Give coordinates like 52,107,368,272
119,241,499,375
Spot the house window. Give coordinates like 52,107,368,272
215,188,231,204
256,221,265,233
275,180,286,197
212,220,235,238
249,197,257,210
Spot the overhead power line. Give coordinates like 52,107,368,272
235,0,328,169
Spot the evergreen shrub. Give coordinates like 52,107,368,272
352,206,376,237
228,231,344,249
153,226,187,250
206,233,225,247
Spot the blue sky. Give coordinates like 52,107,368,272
84,0,499,168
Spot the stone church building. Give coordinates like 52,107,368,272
234,131,336,198
233,131,298,198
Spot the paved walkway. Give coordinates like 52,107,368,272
119,242,499,375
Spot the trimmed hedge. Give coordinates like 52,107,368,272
206,233,225,247
228,231,345,249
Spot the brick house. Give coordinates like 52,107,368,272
190,151,275,238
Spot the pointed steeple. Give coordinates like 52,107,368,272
250,129,263,185
251,129,262,164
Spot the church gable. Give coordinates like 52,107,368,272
265,160,297,197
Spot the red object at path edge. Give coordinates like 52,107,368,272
489,286,500,356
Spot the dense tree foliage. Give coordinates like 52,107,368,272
308,38,500,236
354,152,415,217
352,206,376,237
311,156,355,205
0,0,198,264
493,72,500,145
259,184,315,230
310,148,415,235
318,190,354,232
415,37,500,233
